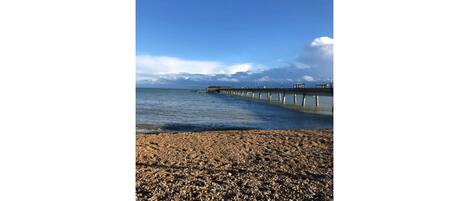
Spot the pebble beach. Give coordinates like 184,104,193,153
136,129,333,200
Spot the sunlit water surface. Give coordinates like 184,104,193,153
137,88,333,132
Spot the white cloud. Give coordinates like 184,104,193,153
310,36,333,57
311,36,333,46
217,77,239,82
137,55,222,75
302,75,315,81
257,76,270,81
227,63,252,74
136,55,257,81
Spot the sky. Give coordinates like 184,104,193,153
137,0,333,88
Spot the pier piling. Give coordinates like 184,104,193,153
302,94,307,107
314,96,320,109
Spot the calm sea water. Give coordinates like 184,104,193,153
136,88,333,132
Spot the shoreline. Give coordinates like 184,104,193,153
136,129,333,200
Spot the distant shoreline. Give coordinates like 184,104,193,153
136,129,333,200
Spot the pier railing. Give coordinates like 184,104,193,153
212,87,333,112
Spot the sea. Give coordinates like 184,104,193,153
136,88,333,133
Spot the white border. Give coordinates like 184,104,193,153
335,0,469,200
0,0,135,200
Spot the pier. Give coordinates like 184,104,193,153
207,86,333,112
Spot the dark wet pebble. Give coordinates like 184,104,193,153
193,180,205,187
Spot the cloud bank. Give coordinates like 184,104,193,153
137,55,264,80
137,36,333,88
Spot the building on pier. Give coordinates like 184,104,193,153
293,83,305,88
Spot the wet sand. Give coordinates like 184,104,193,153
136,129,333,200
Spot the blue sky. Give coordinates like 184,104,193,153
137,0,333,88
